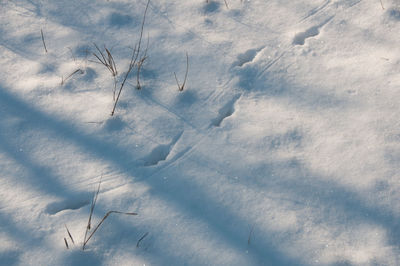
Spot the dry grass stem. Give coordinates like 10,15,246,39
82,211,138,249
111,45,138,116
41,29,48,53
65,224,75,245
136,36,149,90
82,176,102,250
174,52,189,91
136,232,149,248
80,175,137,250
64,238,69,249
61,69,84,85
111,0,150,115
92,44,118,100
224,0,229,9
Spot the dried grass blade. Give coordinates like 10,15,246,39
65,224,75,245
83,210,138,249
82,175,103,250
41,29,48,53
136,232,149,248
64,238,69,249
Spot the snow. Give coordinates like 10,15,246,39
1,0,400,265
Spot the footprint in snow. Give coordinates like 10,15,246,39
45,196,90,215
210,94,241,127
293,16,333,45
142,131,183,166
232,47,264,68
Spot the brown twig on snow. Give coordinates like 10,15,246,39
174,52,189,91
111,45,137,116
82,176,102,250
223,0,229,9
65,224,75,245
92,44,118,101
136,36,149,90
61,69,84,85
41,29,48,53
82,211,138,250
80,175,138,250
136,232,149,248
111,0,150,115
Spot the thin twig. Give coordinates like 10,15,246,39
224,0,229,9
65,224,75,245
136,36,149,90
174,52,189,91
134,0,150,65
41,29,48,53
136,232,149,248
111,0,150,116
82,211,138,249
380,0,384,10
61,69,83,85
111,45,137,116
64,238,69,249
82,175,103,250
92,44,118,100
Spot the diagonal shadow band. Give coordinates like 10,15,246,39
0,87,301,265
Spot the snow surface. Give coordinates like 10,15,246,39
1,0,400,265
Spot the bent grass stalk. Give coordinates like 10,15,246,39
174,52,189,91
111,0,150,115
82,211,138,250
41,28,48,53
136,36,149,90
76,175,138,250
92,44,118,101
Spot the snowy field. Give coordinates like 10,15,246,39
1,0,400,265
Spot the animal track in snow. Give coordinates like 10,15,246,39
142,131,183,166
45,197,90,215
293,17,333,45
211,94,241,127
293,26,320,45
232,47,264,67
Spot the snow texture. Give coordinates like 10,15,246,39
1,0,400,265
